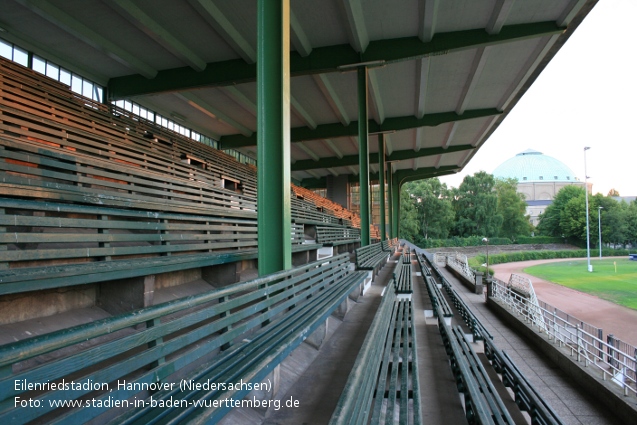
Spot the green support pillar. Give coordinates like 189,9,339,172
358,66,370,246
378,134,386,241
391,173,400,239
257,0,291,275
387,164,393,239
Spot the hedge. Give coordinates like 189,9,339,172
469,249,631,268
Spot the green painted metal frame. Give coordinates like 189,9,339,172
291,143,474,172
257,0,291,275
108,22,565,98
387,165,394,239
221,108,500,149
378,134,386,240
358,66,370,247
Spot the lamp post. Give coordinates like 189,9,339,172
598,206,603,259
584,146,592,272
482,237,489,282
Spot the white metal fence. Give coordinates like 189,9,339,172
491,278,637,396
435,252,475,283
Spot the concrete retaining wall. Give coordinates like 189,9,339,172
487,297,637,424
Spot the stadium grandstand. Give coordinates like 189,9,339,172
3,1,632,424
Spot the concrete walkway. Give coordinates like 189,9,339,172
402,240,623,425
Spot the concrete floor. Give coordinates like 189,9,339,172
403,240,624,425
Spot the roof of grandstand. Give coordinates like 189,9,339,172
0,0,596,187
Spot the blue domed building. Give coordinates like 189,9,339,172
493,149,590,226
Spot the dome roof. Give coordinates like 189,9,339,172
493,149,578,183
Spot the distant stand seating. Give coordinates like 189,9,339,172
0,56,361,304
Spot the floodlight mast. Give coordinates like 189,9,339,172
584,147,592,273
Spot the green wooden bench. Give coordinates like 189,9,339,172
0,253,366,425
0,198,319,295
330,282,422,424
315,226,361,246
354,243,389,278
394,252,413,295
417,254,453,323
439,325,515,425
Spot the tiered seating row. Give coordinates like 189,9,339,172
416,254,453,321
422,255,562,424
330,282,422,425
394,250,413,294
354,242,389,276
0,254,366,424
316,226,361,246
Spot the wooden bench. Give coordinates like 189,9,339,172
394,252,413,295
0,197,320,295
439,325,515,425
354,243,389,278
484,337,564,424
417,254,453,324
315,226,361,247
0,254,366,424
330,282,422,425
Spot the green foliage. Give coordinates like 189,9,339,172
471,249,630,267
417,236,511,248
398,186,419,241
452,171,503,237
495,178,531,239
403,179,455,240
536,185,584,238
515,236,564,244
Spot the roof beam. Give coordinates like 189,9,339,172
415,57,430,119
291,144,474,171
324,139,344,159
290,9,312,57
108,21,564,97
218,86,257,116
414,127,424,151
187,0,256,63
419,0,439,42
557,0,587,27
291,96,317,129
368,68,385,124
441,122,458,149
175,92,253,136
487,0,515,35
296,142,320,161
0,20,109,85
220,108,501,148
17,0,156,79
312,74,351,126
108,0,206,71
341,0,369,53
300,165,458,189
456,47,489,114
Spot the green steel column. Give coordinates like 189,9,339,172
358,66,370,246
257,0,291,275
387,164,393,238
378,134,386,241
391,175,400,239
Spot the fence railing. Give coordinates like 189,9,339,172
435,252,475,283
491,279,637,396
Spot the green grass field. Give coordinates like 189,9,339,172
524,258,637,310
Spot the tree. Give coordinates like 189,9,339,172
495,178,531,239
608,188,620,197
537,185,585,237
452,171,503,237
403,179,455,240
399,186,419,241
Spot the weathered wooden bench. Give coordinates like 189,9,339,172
0,253,366,425
354,242,389,278
417,254,453,324
0,197,319,295
330,282,422,424
439,325,515,425
394,251,413,295
316,226,361,246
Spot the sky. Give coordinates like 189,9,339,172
440,0,637,196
